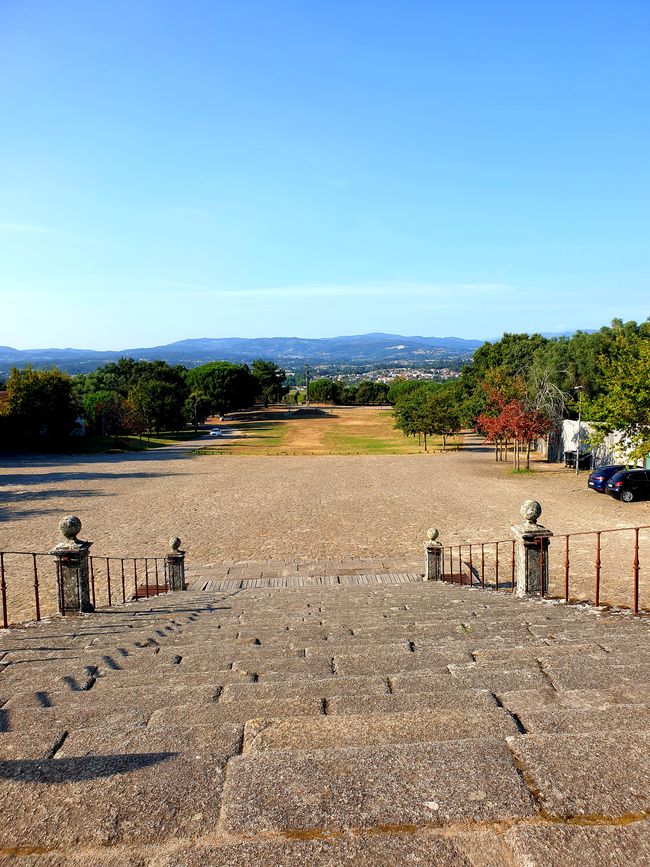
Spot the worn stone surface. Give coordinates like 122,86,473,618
505,821,650,866
219,738,535,834
243,709,518,752
0,754,224,848
146,834,475,866
0,578,647,864
328,688,498,715
509,731,650,819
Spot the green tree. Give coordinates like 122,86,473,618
251,359,289,406
307,378,345,403
354,380,389,405
587,329,650,461
1,366,80,443
82,389,127,438
186,362,257,416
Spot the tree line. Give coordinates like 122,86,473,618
306,378,390,405
2,317,647,459
393,317,649,463
0,358,290,448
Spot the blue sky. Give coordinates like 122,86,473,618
1,1,649,349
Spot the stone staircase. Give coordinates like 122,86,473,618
0,576,648,865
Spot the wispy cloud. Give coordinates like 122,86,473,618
0,222,52,235
162,280,513,300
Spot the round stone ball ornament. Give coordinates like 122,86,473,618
520,499,542,526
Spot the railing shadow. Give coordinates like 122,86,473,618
0,752,176,782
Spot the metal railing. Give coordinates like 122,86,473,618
441,539,516,592
440,524,650,615
0,551,168,629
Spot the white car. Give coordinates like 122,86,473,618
209,428,222,438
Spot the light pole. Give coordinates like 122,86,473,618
304,364,310,406
574,386,584,476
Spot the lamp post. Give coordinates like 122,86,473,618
574,386,584,476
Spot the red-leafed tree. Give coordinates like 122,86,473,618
476,377,555,469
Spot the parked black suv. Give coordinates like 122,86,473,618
605,469,650,502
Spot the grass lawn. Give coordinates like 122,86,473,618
95,430,203,452
194,408,462,457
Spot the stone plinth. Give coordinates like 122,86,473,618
50,516,93,614
424,528,442,581
511,500,553,597
165,537,186,591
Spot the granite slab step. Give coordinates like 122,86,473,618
328,689,498,715
147,696,324,727
58,721,243,763
508,731,650,820
219,675,389,703
218,738,535,835
391,665,547,694
0,729,67,760
512,703,650,734
499,685,650,716
0,754,224,849
141,831,486,866
540,659,650,691
5,683,219,713
242,708,519,752
332,648,472,675
504,821,650,867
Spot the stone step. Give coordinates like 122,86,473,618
219,675,389,703
331,647,472,674
514,703,650,735
122,829,510,866
218,738,535,836
540,658,650,691
5,682,219,713
242,709,519,752
0,705,150,735
148,697,324,727
508,731,650,820
58,720,243,763
391,665,548,694
503,821,650,867
327,688,498,715
499,685,650,716
0,753,225,850
0,728,67,760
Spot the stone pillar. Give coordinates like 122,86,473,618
165,537,186,591
424,528,443,581
511,500,553,597
50,516,93,615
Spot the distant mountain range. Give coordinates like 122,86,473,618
0,333,485,374
0,329,596,375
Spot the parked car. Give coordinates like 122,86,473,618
605,469,650,502
209,428,222,438
587,464,627,493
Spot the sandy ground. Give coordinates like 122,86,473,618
1,434,649,621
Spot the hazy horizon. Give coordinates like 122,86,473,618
1,326,611,354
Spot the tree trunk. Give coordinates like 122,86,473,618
424,431,428,452
526,441,531,470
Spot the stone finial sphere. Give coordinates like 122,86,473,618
169,536,182,551
427,528,439,541
59,515,81,540
520,499,542,524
